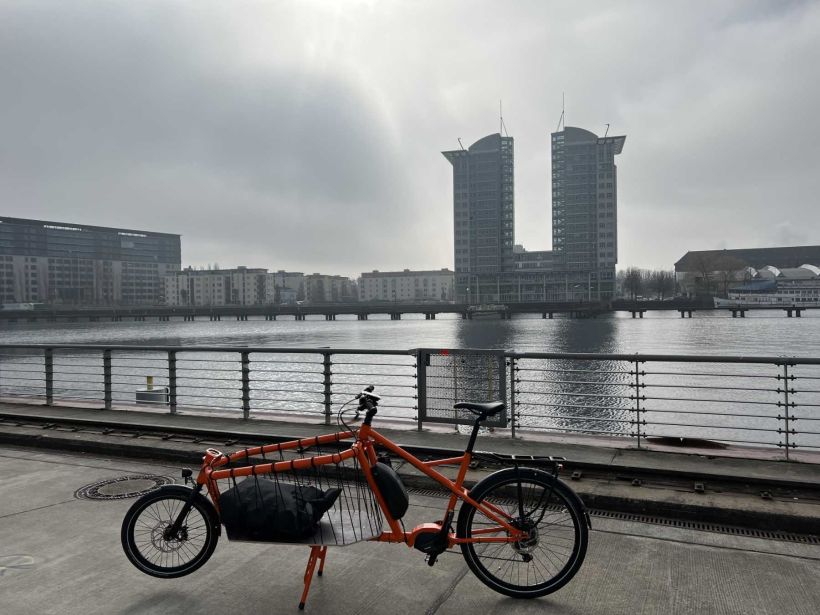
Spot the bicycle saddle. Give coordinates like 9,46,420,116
453,401,505,416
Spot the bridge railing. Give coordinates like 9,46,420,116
0,344,818,462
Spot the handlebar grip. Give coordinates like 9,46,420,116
357,385,381,402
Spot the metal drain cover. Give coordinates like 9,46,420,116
75,475,174,500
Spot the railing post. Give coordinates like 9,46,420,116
416,350,427,431
241,351,251,420
508,356,517,439
45,348,54,406
103,349,112,410
631,358,645,448
168,350,177,415
322,352,332,426
777,362,796,461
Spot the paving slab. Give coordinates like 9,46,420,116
0,447,818,615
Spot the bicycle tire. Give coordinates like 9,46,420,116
121,485,220,579
457,468,588,599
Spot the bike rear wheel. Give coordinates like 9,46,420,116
457,468,588,599
121,485,219,578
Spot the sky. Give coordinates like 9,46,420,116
2,1,818,276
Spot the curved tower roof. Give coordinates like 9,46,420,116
468,133,502,152
562,126,599,142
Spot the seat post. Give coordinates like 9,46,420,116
465,414,486,453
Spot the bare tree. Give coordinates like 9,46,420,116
616,269,627,296
649,269,675,299
714,255,746,298
689,253,717,295
623,267,644,300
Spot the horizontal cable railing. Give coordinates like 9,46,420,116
0,344,818,462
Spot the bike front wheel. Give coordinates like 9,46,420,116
121,485,220,579
457,468,588,599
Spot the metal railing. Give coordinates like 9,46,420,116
0,344,818,462
508,352,820,461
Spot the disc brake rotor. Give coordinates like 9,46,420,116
151,523,187,553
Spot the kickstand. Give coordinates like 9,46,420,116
299,546,328,610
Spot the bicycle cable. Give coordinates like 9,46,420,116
336,396,361,436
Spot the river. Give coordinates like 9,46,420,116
1,311,819,454
2,310,820,355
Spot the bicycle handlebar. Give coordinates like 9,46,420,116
356,384,381,402
355,385,380,424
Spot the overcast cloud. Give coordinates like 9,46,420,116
1,0,818,275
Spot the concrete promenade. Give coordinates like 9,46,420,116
1,401,818,534
0,445,818,615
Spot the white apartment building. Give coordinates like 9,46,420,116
358,269,454,302
303,273,357,303
163,266,275,306
271,270,305,304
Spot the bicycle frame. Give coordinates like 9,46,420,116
196,423,527,548
120,389,588,611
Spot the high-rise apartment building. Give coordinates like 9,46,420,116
551,127,625,300
443,134,514,303
0,217,180,306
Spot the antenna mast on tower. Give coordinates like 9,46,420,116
499,100,509,137
555,92,565,132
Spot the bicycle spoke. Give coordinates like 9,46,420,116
128,496,209,571
463,474,584,595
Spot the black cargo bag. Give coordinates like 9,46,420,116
220,477,341,542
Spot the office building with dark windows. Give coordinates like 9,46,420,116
443,125,625,303
443,133,515,303
551,127,625,300
0,217,180,306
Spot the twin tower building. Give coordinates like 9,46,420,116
443,126,625,304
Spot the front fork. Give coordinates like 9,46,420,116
166,470,203,539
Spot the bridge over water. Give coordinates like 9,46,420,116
1,299,815,322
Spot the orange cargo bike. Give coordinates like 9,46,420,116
121,386,590,609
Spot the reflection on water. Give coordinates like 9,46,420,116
453,316,618,354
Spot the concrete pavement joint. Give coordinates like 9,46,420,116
425,564,471,615
0,446,184,475
0,499,78,520
589,527,820,562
